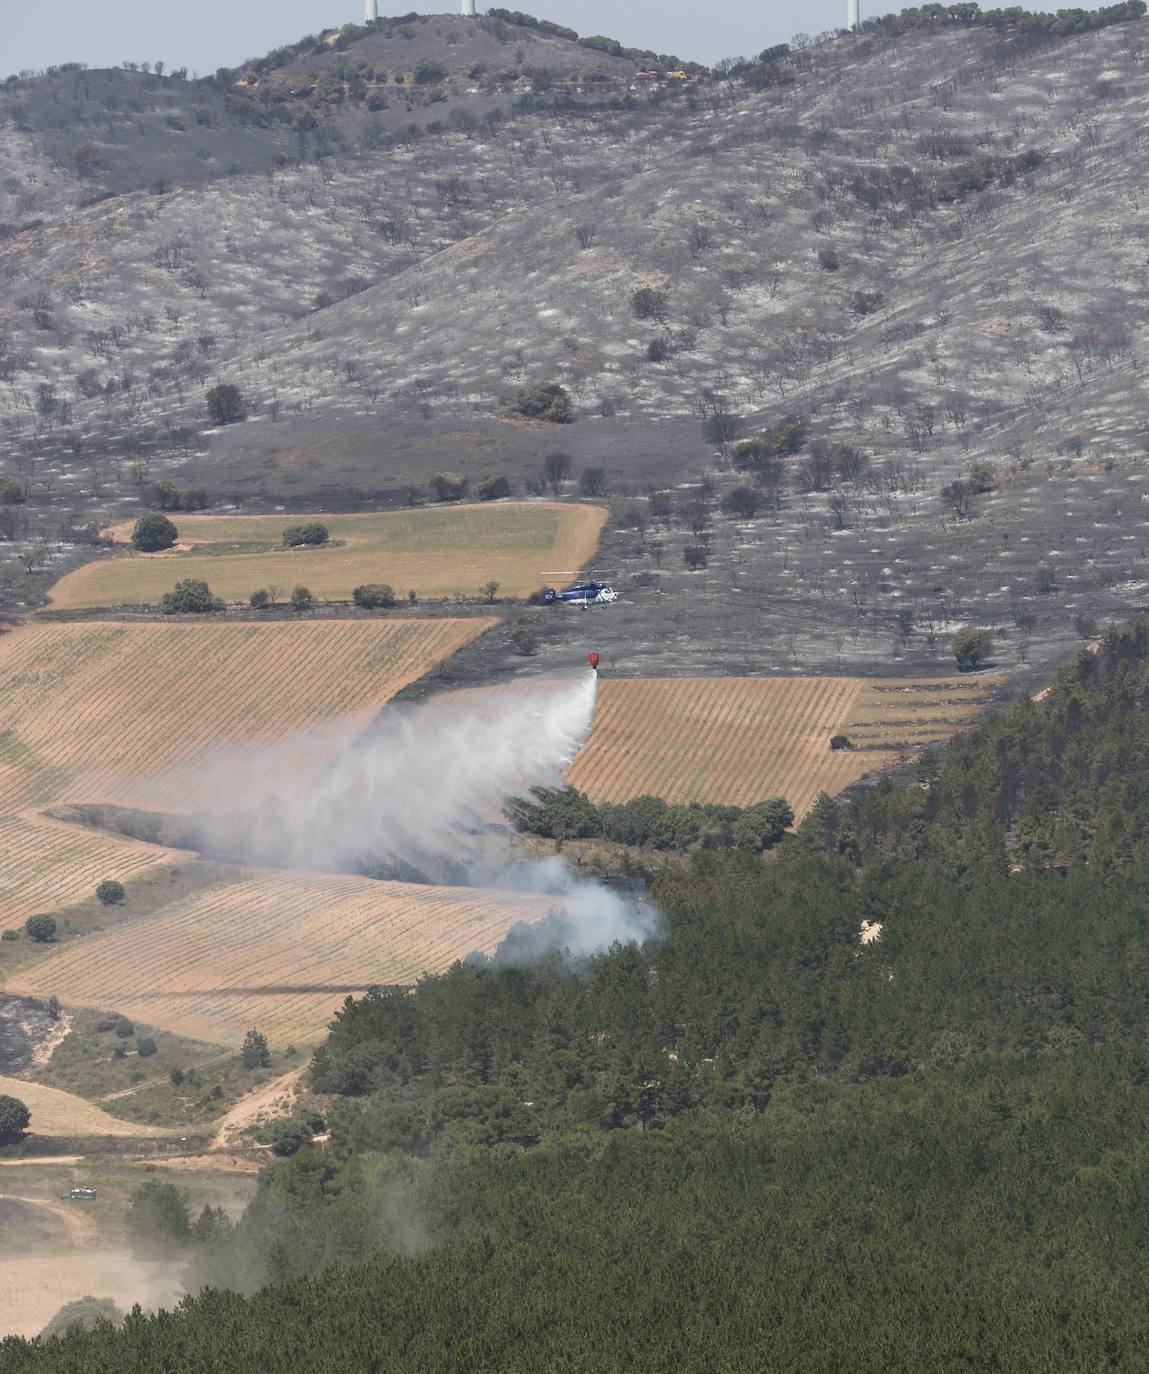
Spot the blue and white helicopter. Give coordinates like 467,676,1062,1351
540,571,619,607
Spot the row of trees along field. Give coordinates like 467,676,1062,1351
10,622,1149,1370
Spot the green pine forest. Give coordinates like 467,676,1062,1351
8,623,1149,1370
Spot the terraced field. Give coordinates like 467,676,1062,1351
10,872,555,1046
566,675,996,818
0,618,492,813
47,503,607,609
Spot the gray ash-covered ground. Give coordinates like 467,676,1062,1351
3,14,1149,690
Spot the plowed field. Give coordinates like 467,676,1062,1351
10,872,554,1045
566,675,995,817
47,503,607,609
0,618,491,813
0,813,183,924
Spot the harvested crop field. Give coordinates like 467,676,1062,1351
0,1075,170,1138
47,503,607,609
0,618,492,813
566,675,996,818
0,1251,179,1338
10,872,554,1046
0,813,182,925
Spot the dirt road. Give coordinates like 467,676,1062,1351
0,1194,97,1246
212,1068,304,1150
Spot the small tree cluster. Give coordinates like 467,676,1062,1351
352,584,395,609
282,523,329,547
132,513,178,552
161,579,224,614
506,383,572,424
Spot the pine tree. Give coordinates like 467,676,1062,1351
242,1028,271,1070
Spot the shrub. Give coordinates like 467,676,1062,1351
267,1117,311,1157
413,58,447,84
136,1037,157,1058
40,1297,122,1340
818,247,840,271
507,383,572,424
0,477,25,504
205,383,244,424
830,734,852,751
646,338,670,362
352,584,395,609
249,589,270,609
953,625,994,671
511,623,538,656
579,467,607,497
967,460,997,494
631,287,668,321
114,1017,135,1038
281,523,329,547
95,879,125,906
683,545,709,570
131,513,178,552
25,914,56,943
429,472,468,502
290,586,314,611
721,486,761,519
169,1068,184,1087
476,475,512,501
850,290,884,317
0,930,18,941
0,1094,30,1142
542,452,572,493
161,579,224,614
481,581,500,603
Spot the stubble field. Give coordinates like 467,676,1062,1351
46,503,607,610
0,617,492,814
9,871,555,1045
565,675,996,818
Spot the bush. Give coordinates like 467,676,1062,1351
721,486,761,520
40,1297,122,1340
290,586,314,611
131,513,178,552
511,623,538,656
205,383,244,424
281,523,329,547
267,1117,312,1157
507,383,572,424
631,287,668,321
579,467,607,498
161,579,224,614
967,460,997,494
114,1017,135,1038
476,475,512,501
830,734,852,751
24,914,56,943
818,247,840,271
0,477,25,504
136,1037,157,1058
683,545,709,570
0,930,18,941
352,584,395,609
0,1094,30,1141
953,625,994,671
429,472,469,502
414,58,447,84
850,290,884,317
95,879,125,906
249,589,271,609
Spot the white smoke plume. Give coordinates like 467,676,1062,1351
136,672,662,960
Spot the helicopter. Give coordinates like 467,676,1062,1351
540,571,619,607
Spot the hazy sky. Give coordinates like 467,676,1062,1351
2,0,1113,78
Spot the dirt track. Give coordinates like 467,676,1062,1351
0,1194,97,1247
212,1068,304,1150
